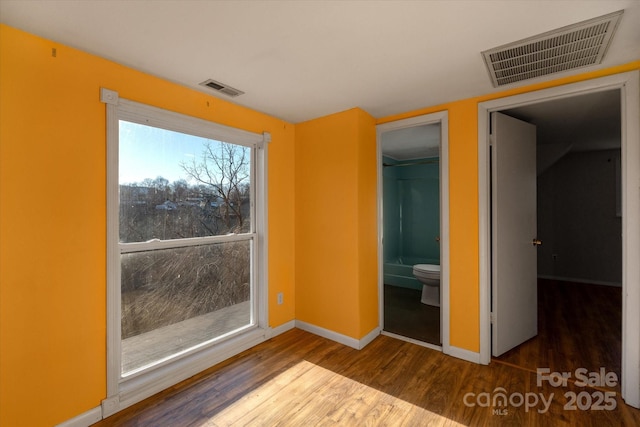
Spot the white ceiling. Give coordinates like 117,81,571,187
1,1,639,124
381,90,622,163
381,123,441,160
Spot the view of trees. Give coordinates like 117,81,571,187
121,141,252,339
120,142,251,243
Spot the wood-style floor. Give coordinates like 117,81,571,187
95,330,640,425
495,279,622,393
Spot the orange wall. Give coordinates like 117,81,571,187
0,24,295,426
378,60,640,353
355,109,379,337
2,21,639,427
295,108,378,339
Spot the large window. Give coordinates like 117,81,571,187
118,120,256,375
102,90,268,413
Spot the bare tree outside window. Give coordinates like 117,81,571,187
115,111,262,376
119,133,253,352
181,141,250,233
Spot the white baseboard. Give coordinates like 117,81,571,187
56,406,102,427
268,320,296,338
538,275,622,287
446,345,481,364
358,326,381,349
295,320,360,349
101,396,119,418
66,323,297,426
295,321,380,350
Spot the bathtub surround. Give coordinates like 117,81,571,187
383,258,439,290
383,156,440,289
380,153,442,346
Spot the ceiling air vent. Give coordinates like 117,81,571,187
482,10,623,87
199,79,245,97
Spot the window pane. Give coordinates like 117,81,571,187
119,120,251,243
120,240,251,375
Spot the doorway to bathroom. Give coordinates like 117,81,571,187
377,111,449,350
478,71,640,407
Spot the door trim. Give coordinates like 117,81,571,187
478,71,640,408
376,110,450,353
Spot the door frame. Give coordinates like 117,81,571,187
376,110,450,353
478,71,640,408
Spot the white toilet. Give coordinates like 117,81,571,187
412,264,440,307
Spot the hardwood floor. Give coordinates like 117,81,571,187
94,327,640,426
495,279,622,393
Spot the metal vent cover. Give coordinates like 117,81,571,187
482,10,623,87
199,79,245,97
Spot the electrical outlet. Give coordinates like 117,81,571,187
277,292,284,305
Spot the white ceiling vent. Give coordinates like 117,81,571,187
199,79,245,97
482,10,623,87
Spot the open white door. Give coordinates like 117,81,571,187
492,112,538,357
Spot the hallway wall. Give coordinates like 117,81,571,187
538,149,622,285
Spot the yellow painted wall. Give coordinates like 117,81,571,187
2,21,638,427
355,109,379,337
378,60,640,353
295,108,378,339
0,24,295,426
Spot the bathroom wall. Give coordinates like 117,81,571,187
399,158,440,262
537,149,622,285
383,156,400,263
383,156,440,275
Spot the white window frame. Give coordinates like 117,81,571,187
100,88,269,416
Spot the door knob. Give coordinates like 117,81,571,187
532,238,542,246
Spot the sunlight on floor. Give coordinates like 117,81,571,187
196,360,466,426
